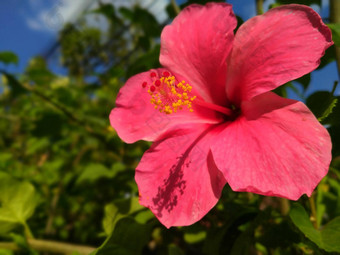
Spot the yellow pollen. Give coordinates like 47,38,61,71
143,73,196,115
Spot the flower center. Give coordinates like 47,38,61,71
142,71,197,115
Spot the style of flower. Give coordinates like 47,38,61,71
110,3,333,228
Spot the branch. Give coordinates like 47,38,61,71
171,0,180,15
256,0,263,15
0,239,95,255
330,0,340,78
1,70,121,160
309,194,318,229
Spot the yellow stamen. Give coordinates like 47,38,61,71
142,72,196,115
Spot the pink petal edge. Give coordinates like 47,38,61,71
226,4,333,105
160,2,237,106
136,123,226,228
211,92,332,200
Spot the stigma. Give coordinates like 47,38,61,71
142,71,196,115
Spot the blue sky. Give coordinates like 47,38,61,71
0,0,338,98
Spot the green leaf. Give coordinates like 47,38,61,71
0,52,18,65
25,57,55,86
0,172,40,235
93,217,153,255
184,230,206,244
289,203,340,252
76,164,113,185
328,24,340,46
0,249,14,255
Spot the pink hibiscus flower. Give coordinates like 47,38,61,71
110,3,333,228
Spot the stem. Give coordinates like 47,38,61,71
309,194,318,229
23,223,34,239
279,198,290,216
171,0,180,15
331,80,338,96
256,0,264,15
0,239,95,255
45,185,62,235
330,0,340,78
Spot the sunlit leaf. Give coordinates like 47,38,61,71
102,196,153,235
290,203,340,252
76,164,113,185
328,23,340,46
0,172,40,235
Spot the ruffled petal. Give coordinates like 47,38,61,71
136,124,226,228
211,92,331,200
110,69,222,143
160,3,236,106
226,4,333,105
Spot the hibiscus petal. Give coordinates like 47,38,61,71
136,124,226,228
160,3,236,106
226,4,333,105
211,92,331,200
110,69,222,143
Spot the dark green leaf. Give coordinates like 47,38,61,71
306,91,335,121
93,217,153,255
119,7,134,21
133,7,161,37
0,72,27,97
275,0,320,6
258,221,300,249
32,112,63,137
329,125,340,157
126,45,160,77
0,52,19,65
318,45,336,69
168,244,185,255
294,73,311,91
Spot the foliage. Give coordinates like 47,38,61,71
0,0,339,254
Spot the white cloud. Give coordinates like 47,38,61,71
25,0,169,33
